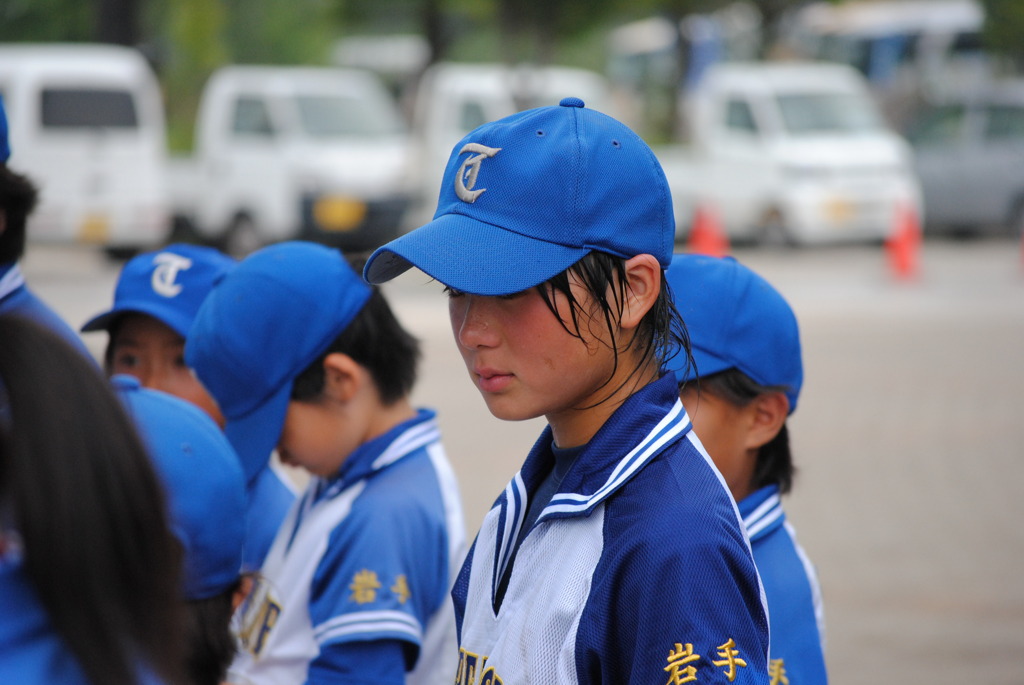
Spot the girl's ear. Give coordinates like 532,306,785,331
620,254,662,330
745,391,790,450
321,353,362,403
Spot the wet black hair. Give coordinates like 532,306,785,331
692,368,795,495
537,250,693,408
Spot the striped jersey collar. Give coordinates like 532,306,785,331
314,408,440,501
492,374,692,587
738,484,786,542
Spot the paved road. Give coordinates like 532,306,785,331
22,236,1024,684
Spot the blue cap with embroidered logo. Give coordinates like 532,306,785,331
113,375,246,600
665,254,803,413
185,241,371,484
363,97,675,295
81,244,236,338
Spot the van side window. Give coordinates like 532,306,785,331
905,104,965,145
459,101,488,134
232,97,275,137
983,105,1024,141
41,88,138,129
725,98,758,134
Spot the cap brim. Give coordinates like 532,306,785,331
223,381,292,486
81,302,192,339
365,213,589,296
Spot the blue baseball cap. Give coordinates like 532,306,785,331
113,375,246,600
185,241,371,484
82,244,236,338
0,94,9,163
665,254,803,413
363,97,675,295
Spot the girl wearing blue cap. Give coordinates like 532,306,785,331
0,316,186,685
364,99,770,683
185,243,467,685
82,244,296,572
666,253,828,685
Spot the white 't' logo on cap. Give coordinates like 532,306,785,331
151,252,193,298
455,143,501,203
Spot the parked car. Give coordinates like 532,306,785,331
905,81,1024,236
0,43,170,257
169,65,414,255
657,61,922,245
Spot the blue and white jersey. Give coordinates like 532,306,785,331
452,374,770,684
243,461,298,572
0,263,92,360
229,409,466,685
741,485,828,684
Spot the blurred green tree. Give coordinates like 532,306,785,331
162,0,228,151
0,0,94,42
979,0,1024,71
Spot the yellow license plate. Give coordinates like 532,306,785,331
314,197,366,232
78,213,110,243
824,196,856,225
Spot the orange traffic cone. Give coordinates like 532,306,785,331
687,204,730,258
885,203,922,281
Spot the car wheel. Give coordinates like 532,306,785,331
223,214,262,258
757,208,796,248
103,246,139,261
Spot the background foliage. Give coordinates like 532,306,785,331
1,0,1021,146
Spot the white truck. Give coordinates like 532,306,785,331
168,65,415,255
657,61,922,245
0,43,170,257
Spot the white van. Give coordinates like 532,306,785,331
658,61,922,245
0,44,170,256
168,65,415,255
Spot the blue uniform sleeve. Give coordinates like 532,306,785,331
580,528,770,683
307,461,451,667
305,639,407,685
576,458,771,683
755,523,829,684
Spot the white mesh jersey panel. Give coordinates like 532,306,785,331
457,503,606,683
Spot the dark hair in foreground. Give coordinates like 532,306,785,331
694,368,795,495
292,252,420,403
0,165,39,263
540,251,693,407
184,582,241,685
0,315,186,685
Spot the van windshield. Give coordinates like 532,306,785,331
776,92,884,135
41,88,138,129
295,95,404,138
